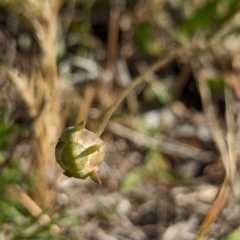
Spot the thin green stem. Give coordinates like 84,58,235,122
96,43,198,137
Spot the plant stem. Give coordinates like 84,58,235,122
96,43,198,137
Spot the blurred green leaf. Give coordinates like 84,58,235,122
120,167,146,192
0,110,20,149
0,195,21,224
120,150,180,192
149,84,171,105
0,163,20,187
181,0,218,34
207,78,227,91
224,226,240,240
181,0,240,35
134,21,161,56
145,150,180,182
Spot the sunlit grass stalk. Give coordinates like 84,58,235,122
195,72,237,240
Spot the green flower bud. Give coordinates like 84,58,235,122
55,121,105,184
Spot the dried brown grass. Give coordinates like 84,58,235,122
1,0,64,206
193,64,238,239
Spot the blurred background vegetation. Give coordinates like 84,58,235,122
1,0,240,239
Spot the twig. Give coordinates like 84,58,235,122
108,122,215,162
75,84,95,124
96,43,198,136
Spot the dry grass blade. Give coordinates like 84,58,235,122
197,76,228,168
7,186,61,235
194,70,237,239
195,176,230,240
225,86,237,194
107,0,125,77
3,67,38,118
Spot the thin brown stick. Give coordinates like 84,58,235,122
106,0,125,76
8,186,61,234
76,84,96,124
225,86,236,187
